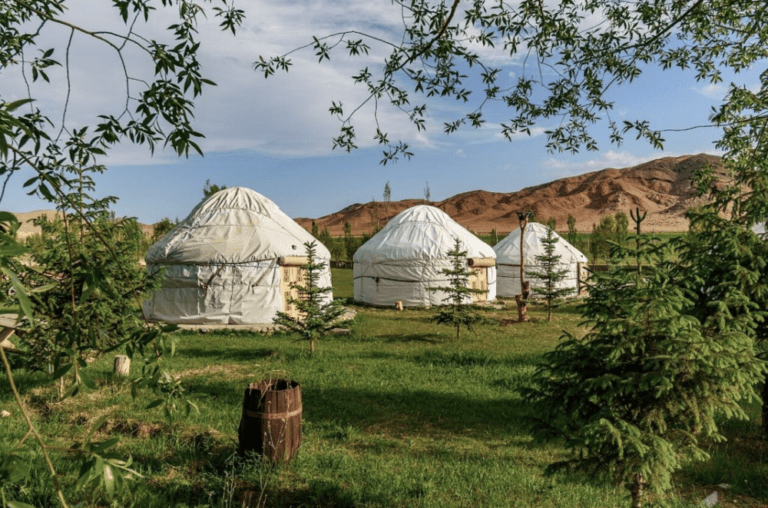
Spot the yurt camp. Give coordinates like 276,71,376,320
143,187,331,324
353,205,496,307
494,222,588,298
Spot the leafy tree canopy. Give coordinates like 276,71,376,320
256,0,767,176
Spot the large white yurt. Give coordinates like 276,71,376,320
143,187,332,324
353,205,496,307
494,222,588,298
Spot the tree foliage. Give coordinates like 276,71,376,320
524,236,765,506
203,180,227,198
428,238,486,340
0,1,244,505
272,241,346,356
526,226,574,321
677,208,768,436
567,214,577,245
255,0,768,162
151,217,177,243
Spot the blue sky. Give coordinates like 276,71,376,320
1,0,760,224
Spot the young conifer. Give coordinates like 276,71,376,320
526,226,574,321
273,241,345,356
429,238,486,340
524,236,765,508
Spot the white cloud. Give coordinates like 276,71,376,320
542,149,723,178
692,83,729,99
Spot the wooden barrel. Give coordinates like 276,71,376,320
238,379,302,462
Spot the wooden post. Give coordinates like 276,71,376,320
113,355,131,377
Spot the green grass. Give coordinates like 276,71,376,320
1,272,764,508
331,267,354,300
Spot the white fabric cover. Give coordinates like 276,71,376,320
144,187,331,324
353,205,496,306
494,222,587,297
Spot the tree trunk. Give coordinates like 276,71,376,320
762,380,767,439
456,324,461,341
515,295,529,322
628,473,645,508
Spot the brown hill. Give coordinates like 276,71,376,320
296,153,727,235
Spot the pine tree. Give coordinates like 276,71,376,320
428,238,486,340
272,241,345,356
524,236,765,507
526,226,574,321
676,208,768,437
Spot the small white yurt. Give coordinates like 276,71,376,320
353,205,496,307
494,222,588,298
144,187,332,324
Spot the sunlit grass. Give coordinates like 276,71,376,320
1,269,763,507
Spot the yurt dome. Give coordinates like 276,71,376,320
493,222,588,298
144,187,331,324
353,205,496,307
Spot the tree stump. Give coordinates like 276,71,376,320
515,294,529,322
113,355,131,377
239,379,302,462
395,301,404,311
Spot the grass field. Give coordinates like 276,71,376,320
1,268,765,507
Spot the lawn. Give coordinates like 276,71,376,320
1,269,765,507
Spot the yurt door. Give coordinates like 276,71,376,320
577,262,590,297
468,258,495,303
279,257,308,318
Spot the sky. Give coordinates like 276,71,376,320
1,0,762,224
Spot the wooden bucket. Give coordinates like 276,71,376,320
238,379,302,462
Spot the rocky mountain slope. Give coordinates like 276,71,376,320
296,154,727,235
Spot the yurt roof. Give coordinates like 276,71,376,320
146,187,329,264
354,205,496,263
493,222,587,264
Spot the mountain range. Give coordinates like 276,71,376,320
295,153,727,235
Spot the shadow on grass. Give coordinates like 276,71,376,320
376,332,444,344
268,482,367,508
411,349,543,369
180,346,281,362
309,386,531,437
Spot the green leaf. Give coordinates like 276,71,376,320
52,363,73,380
8,501,37,508
1,267,34,326
146,399,164,409
103,464,115,497
85,415,109,445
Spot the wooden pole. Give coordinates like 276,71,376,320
113,355,131,377
516,212,531,322
519,219,527,292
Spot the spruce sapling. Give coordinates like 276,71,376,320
526,226,574,321
272,241,345,355
523,236,764,508
429,238,486,340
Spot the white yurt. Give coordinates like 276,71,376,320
143,187,332,324
494,222,588,298
353,205,496,307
